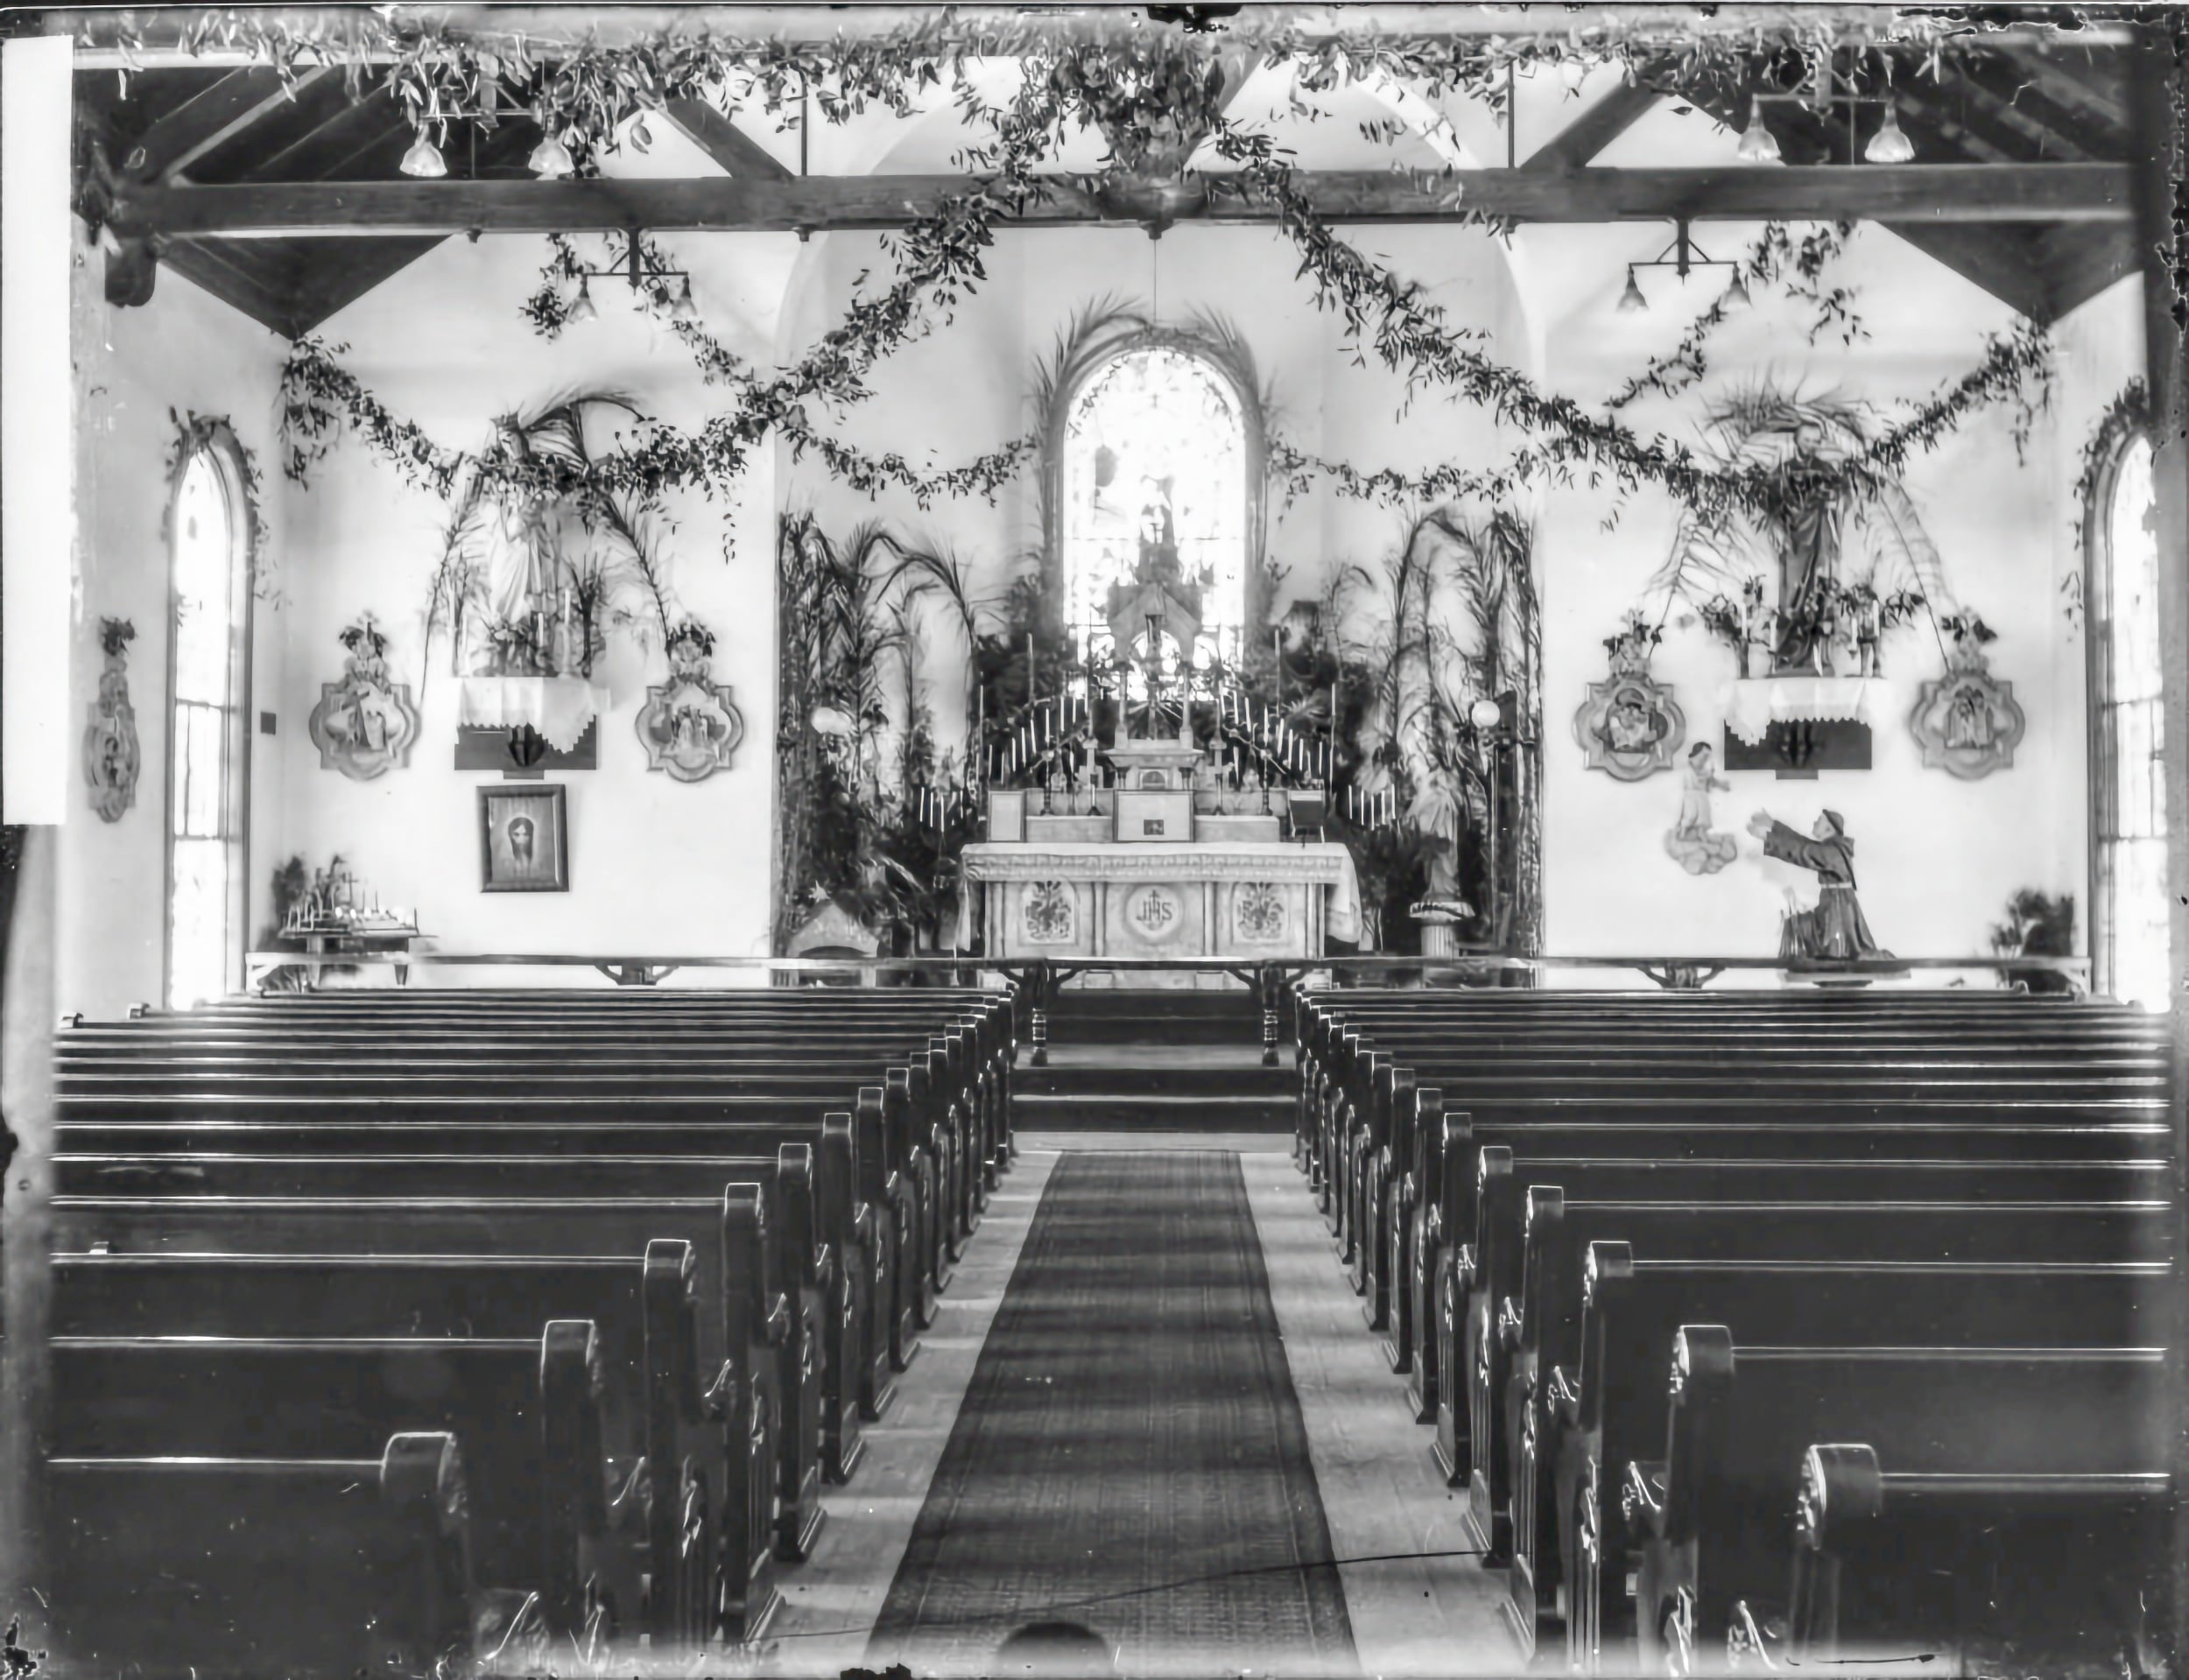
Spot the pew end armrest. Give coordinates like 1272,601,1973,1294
1622,1459,1668,1539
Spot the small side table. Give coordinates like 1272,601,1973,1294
285,924,424,990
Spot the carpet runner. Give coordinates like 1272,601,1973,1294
868,1150,1356,1676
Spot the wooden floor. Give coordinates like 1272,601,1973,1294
694,1135,1511,1679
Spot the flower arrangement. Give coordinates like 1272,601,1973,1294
338,615,389,661
1695,593,1749,653
98,617,136,658
1603,608,1664,669
665,618,717,660
1939,609,1997,647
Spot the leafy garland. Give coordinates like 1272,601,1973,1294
254,17,2058,559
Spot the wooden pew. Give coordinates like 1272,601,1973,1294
1628,1331,2166,1675
1556,1245,2164,1671
1783,1443,2170,1674
46,1431,479,1679
52,1321,636,1641
51,1115,894,1448
1474,1186,2167,1644
48,1178,847,1544
49,1239,784,1643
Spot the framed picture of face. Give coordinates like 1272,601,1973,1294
479,784,569,893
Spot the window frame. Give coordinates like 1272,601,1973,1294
2083,411,2163,1006
162,425,255,1009
1043,326,1267,652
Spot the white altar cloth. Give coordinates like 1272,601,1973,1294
459,677,612,752
1721,676,1883,747
957,840,1361,954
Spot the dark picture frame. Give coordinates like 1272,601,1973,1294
478,783,569,893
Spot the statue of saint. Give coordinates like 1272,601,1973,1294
1773,420,1847,672
1747,806,1890,961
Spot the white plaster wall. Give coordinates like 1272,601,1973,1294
64,228,291,1020
274,169,798,971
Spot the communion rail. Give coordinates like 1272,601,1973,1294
227,951,2101,1068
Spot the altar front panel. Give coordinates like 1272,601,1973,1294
963,843,1354,981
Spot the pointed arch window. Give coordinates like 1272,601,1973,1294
1057,338,1257,665
2088,424,2167,1010
167,434,253,1009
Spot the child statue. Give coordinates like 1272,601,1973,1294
1665,742,1737,875
1746,806,1890,961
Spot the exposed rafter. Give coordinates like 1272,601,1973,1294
1522,67,1669,174
662,98,794,181
107,164,2130,242
121,65,334,181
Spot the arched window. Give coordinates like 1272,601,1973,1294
2088,424,2167,1010
1058,340,1254,670
167,435,252,1009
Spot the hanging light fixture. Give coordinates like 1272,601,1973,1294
399,126,447,179
528,127,576,179
1735,98,1780,165
565,275,599,324
1864,102,1915,164
1722,268,1752,310
669,275,700,322
1615,267,1649,314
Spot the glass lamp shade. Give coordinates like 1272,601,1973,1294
1615,268,1649,313
1722,269,1752,310
1468,697,1505,730
566,277,599,325
670,276,700,321
398,131,447,179
528,130,576,179
1864,106,1915,164
1735,102,1781,164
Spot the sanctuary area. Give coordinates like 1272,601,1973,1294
0,4,2185,1676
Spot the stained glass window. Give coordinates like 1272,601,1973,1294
2094,431,2168,1011
1060,344,1249,664
168,446,247,1010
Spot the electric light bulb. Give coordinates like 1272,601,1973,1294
566,276,599,325
1735,99,1780,165
1722,269,1752,310
670,275,700,321
1864,103,1915,165
528,130,575,179
399,130,447,179
1616,267,1649,314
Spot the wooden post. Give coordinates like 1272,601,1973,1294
2129,21,2189,1664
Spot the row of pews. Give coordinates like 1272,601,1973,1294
34,981,1017,1675
1290,985,2173,1674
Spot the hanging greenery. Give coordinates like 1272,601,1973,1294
165,409,275,601
237,11,2053,547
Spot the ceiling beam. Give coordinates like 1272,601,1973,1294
1522,71,1667,174
663,98,794,181
108,163,2132,239
121,64,334,181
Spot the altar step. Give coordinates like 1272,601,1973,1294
1016,1042,1292,1133
1040,988,1261,1046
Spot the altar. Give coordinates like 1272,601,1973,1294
961,838,1360,983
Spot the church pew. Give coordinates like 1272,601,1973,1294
1338,1077,2162,1366
47,1182,843,1563
1549,1246,2164,1671
49,1240,784,1641
1783,1444,2170,1674
1397,1118,2164,1423
1401,1113,2168,1445
53,1135,905,1440
50,1322,639,1643
51,1109,911,1424
45,1431,479,1680
62,1020,1011,1241
1472,1190,2169,1641
1626,1332,2166,1676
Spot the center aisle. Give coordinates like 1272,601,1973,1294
866,1150,1359,1677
